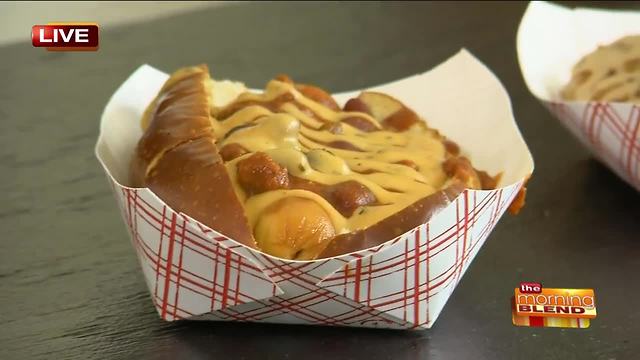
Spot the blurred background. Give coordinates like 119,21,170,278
0,1,231,46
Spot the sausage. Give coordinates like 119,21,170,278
236,152,290,195
290,177,377,218
326,180,376,217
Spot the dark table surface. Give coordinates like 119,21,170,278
2,1,640,359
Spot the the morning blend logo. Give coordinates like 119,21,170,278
512,282,596,328
31,23,99,51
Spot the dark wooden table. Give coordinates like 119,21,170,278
2,2,639,359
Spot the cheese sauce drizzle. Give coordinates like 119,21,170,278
210,80,448,235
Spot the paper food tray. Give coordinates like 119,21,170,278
95,49,533,329
518,1,640,191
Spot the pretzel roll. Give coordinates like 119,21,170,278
132,66,508,260
130,65,254,247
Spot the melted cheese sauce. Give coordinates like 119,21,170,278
211,80,449,235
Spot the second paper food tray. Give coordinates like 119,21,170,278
518,1,640,192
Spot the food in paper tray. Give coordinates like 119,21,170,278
130,65,506,260
561,35,640,104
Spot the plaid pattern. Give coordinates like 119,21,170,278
110,185,282,321
106,174,523,329
547,102,640,192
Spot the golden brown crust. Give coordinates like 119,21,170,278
319,183,464,258
131,65,213,186
146,137,255,247
131,65,254,247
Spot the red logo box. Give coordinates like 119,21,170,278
32,23,99,51
519,282,542,294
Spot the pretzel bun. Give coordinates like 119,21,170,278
131,65,508,260
130,65,254,247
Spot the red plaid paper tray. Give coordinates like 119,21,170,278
518,1,640,191
96,50,534,329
